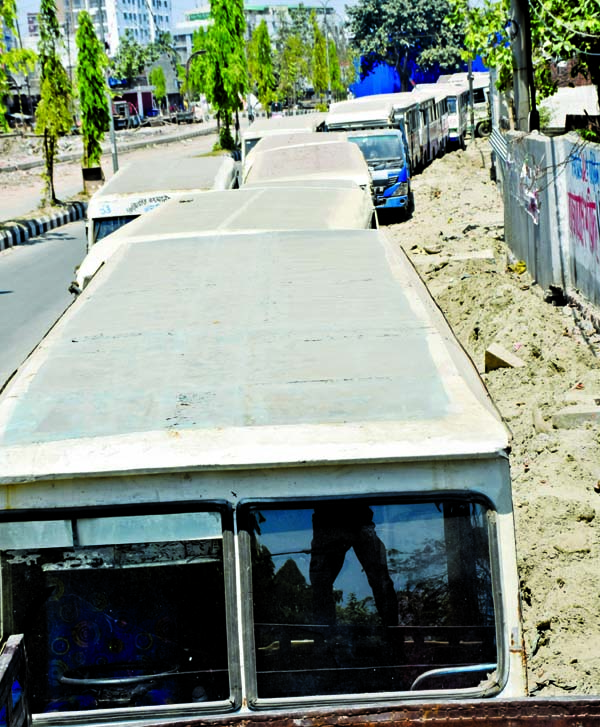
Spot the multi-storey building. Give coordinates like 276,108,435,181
17,0,173,57
173,2,339,64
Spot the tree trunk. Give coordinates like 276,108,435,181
43,131,58,205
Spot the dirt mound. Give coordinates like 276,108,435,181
386,140,600,696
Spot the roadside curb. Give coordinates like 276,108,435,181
0,201,87,252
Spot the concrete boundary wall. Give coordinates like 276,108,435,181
499,131,600,309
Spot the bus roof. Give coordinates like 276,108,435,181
73,186,375,290
243,140,371,187
241,112,327,142
325,97,395,128
250,131,349,155
91,155,235,199
243,132,349,175
87,155,237,220
0,228,508,481
437,72,490,89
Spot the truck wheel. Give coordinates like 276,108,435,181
475,120,491,138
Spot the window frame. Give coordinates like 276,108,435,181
0,500,241,724
237,491,505,710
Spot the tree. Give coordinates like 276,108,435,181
311,12,328,101
347,0,465,91
447,0,600,127
110,30,157,86
185,27,212,101
273,8,312,105
75,11,110,169
534,0,600,113
208,0,247,149
278,33,308,106
247,20,276,113
446,0,516,95
149,65,167,111
36,0,73,205
328,38,345,100
0,0,37,130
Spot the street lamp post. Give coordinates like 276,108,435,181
185,49,207,111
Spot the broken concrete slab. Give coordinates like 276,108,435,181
484,343,527,372
552,405,600,429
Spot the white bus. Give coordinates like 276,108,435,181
240,113,327,165
85,155,238,250
72,185,377,293
0,215,529,726
242,140,372,196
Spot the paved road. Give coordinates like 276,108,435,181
0,220,86,387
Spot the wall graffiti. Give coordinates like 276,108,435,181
567,149,600,267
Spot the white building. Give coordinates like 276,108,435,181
16,0,173,58
173,2,339,65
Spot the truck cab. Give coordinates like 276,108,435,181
346,128,413,218
325,99,413,219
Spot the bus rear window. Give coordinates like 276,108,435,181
94,215,138,243
1,511,229,714
243,498,496,700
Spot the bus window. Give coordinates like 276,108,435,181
242,497,496,701
94,215,138,243
1,510,230,714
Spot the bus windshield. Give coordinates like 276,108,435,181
348,134,405,165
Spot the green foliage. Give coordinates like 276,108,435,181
347,0,465,90
530,0,600,108
448,0,600,110
38,0,62,76
340,45,358,94
37,0,73,205
278,33,308,104
110,30,157,86
446,0,511,92
288,5,313,50
337,593,375,625
149,65,167,109
75,11,110,168
312,12,328,98
328,39,344,99
0,0,37,130
273,7,312,104
209,0,248,121
186,28,212,100
248,20,276,111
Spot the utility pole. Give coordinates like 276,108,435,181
509,0,538,131
467,59,475,139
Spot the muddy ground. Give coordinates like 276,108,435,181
386,140,600,696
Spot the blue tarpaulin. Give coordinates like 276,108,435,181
350,58,488,97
